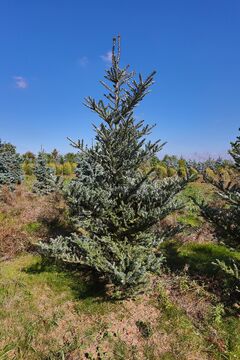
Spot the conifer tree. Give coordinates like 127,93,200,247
197,130,240,247
230,131,240,170
39,37,191,298
23,162,34,176
63,162,72,176
0,140,23,190
195,132,240,303
33,152,60,195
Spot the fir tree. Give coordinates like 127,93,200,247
0,140,23,190
0,141,16,155
195,131,240,304
63,162,72,176
229,130,240,170
64,152,77,163
22,151,35,163
39,36,192,298
196,130,240,247
33,152,60,195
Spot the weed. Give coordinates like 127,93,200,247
210,304,225,325
136,320,152,338
177,213,202,227
24,221,42,234
157,282,174,313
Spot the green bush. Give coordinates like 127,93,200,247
71,162,77,173
205,167,215,179
178,158,186,168
22,162,34,176
63,162,72,176
189,167,198,176
178,166,187,178
168,167,177,177
155,165,168,178
55,164,63,176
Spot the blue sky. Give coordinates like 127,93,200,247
0,0,239,159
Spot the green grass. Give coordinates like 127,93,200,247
177,213,202,227
0,255,120,359
179,181,215,203
175,182,215,228
23,222,42,234
161,241,240,276
0,253,239,359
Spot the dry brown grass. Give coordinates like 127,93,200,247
0,185,68,259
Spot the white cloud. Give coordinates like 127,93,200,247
78,56,88,67
13,76,28,89
100,51,112,63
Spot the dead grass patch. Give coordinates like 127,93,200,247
0,185,69,259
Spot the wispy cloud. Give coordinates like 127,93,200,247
13,76,28,89
100,51,112,63
78,56,88,67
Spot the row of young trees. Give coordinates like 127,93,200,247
0,142,77,185
23,160,76,176
23,149,77,164
1,142,231,180
1,36,239,299
1,143,231,179
0,145,67,194
150,154,232,177
22,150,78,176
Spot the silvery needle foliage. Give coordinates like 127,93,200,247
39,37,191,298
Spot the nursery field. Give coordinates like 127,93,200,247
0,181,239,360
1,36,239,360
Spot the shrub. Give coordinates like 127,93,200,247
63,162,72,176
55,164,63,176
71,162,77,173
22,162,33,176
178,166,187,178
205,167,215,179
168,167,177,177
178,158,186,168
155,165,168,178
189,167,198,176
